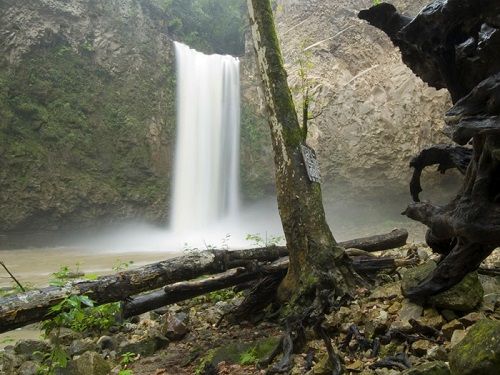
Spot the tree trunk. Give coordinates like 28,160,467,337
247,0,361,305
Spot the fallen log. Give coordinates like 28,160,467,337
0,247,287,334
122,258,289,318
339,228,408,252
122,254,416,318
0,229,408,333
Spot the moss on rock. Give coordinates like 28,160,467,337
449,319,500,375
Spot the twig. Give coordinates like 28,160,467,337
0,261,25,292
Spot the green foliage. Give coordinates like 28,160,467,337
120,352,138,366
0,281,34,297
373,0,382,5
239,347,258,365
194,349,216,375
0,37,175,230
245,233,285,247
41,295,120,334
113,259,134,272
151,0,246,55
49,265,81,286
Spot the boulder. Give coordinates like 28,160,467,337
18,361,38,375
67,351,111,375
401,262,483,312
449,319,500,375
14,339,51,359
162,312,189,341
69,338,98,357
402,361,450,375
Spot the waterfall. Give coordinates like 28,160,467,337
171,42,241,233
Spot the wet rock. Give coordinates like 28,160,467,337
449,330,467,349
440,310,457,322
401,262,483,312
18,360,38,375
370,281,401,300
392,299,423,330
441,320,464,340
69,338,98,357
365,308,389,337
428,272,484,312
118,337,157,356
0,351,24,373
458,312,485,327
14,339,51,359
310,353,334,375
418,308,445,329
402,361,450,375
49,328,83,346
387,301,401,314
162,312,189,341
449,319,500,375
426,345,448,361
411,339,433,357
67,351,111,375
97,336,116,351
401,261,437,294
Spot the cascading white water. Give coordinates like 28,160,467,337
171,42,241,232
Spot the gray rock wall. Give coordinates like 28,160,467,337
273,0,459,199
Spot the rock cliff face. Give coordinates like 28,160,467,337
0,0,463,232
274,0,459,200
0,0,176,231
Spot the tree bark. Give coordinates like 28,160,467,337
247,0,360,305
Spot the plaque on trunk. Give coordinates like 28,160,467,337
301,144,321,183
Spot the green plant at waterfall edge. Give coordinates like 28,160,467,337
373,0,382,5
113,259,134,272
245,233,285,247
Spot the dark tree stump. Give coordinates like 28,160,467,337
359,0,500,299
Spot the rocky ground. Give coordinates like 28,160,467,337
1,243,499,375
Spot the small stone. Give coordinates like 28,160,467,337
417,248,430,261
392,299,423,330
69,338,98,357
387,302,401,314
118,337,157,356
346,359,364,371
67,351,111,375
49,328,83,346
426,345,448,361
97,336,116,351
14,340,51,359
370,281,401,300
458,312,485,327
18,361,38,375
401,361,450,375
449,330,467,349
419,308,445,329
441,320,464,340
449,319,500,375
411,339,432,357
440,309,457,322
162,312,189,341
